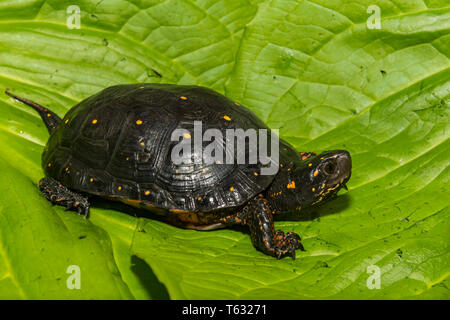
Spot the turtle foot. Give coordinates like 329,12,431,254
273,230,304,260
39,177,90,218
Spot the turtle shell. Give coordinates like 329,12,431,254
42,84,277,212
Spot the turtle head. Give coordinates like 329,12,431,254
293,150,352,206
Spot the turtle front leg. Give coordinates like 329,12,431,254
223,195,304,259
39,177,90,218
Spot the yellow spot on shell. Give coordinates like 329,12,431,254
308,163,312,167
312,187,316,192
47,113,51,117
320,157,324,160
144,190,150,196
180,96,187,100
139,86,145,89
314,170,318,177
65,167,69,172
140,142,145,146
254,172,258,176
118,186,122,191
287,181,296,189
197,197,202,201
136,120,143,125
92,119,98,124
126,157,129,161
229,186,234,191
47,163,52,167
65,119,69,124
90,178,94,182
223,115,231,121
184,133,191,139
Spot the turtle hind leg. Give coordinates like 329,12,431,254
224,195,304,259
39,177,90,218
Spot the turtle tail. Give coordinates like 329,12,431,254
5,88,61,134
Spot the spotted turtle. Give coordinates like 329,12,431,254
6,84,351,259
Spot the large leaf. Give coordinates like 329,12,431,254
0,0,448,299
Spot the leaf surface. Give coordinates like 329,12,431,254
0,0,448,299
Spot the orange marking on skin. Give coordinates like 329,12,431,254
197,197,202,201
180,96,187,100
92,119,98,124
144,190,150,196
327,184,340,191
47,163,52,167
47,113,51,117
223,115,231,121
169,208,190,214
254,172,258,176
308,163,312,167
287,181,296,189
314,170,318,177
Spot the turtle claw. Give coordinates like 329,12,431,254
74,202,90,219
272,230,303,260
40,177,90,219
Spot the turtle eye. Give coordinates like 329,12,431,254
323,160,337,175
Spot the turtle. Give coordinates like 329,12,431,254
5,84,351,259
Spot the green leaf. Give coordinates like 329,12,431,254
0,0,448,299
